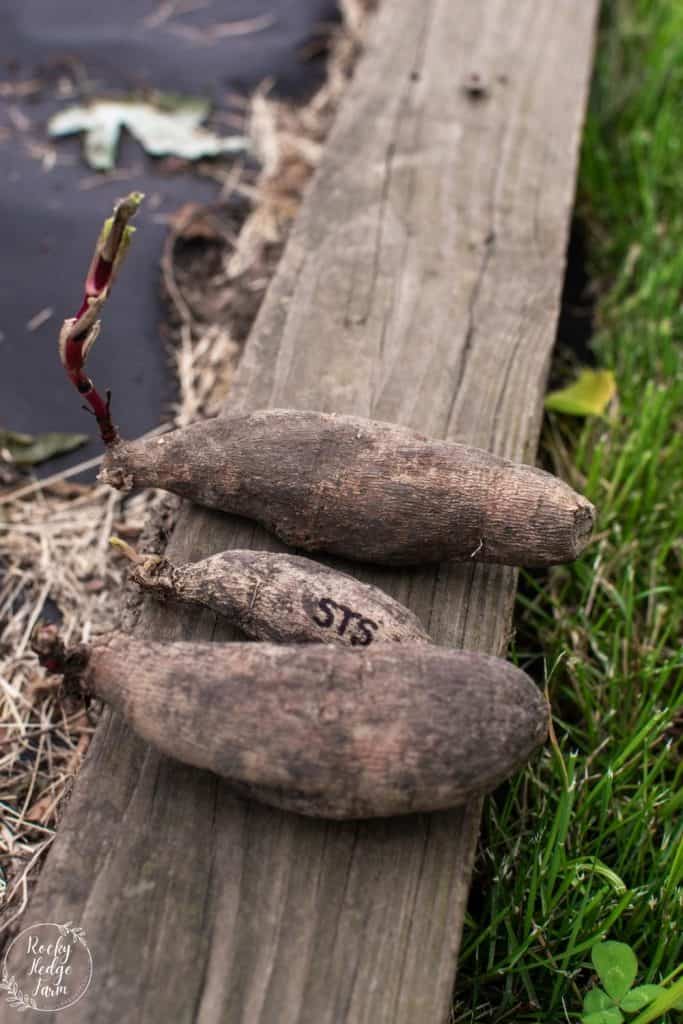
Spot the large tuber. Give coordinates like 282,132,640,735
101,410,595,568
120,546,430,646
35,631,548,819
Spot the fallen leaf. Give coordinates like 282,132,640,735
49,96,249,171
0,429,89,466
545,368,616,417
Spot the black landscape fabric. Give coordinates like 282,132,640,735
0,0,337,474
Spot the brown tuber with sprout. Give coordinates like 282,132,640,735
33,627,548,819
112,540,430,646
61,198,594,569
101,410,595,568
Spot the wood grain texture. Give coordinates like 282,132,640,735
5,1,598,1021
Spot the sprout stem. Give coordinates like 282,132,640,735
58,192,144,447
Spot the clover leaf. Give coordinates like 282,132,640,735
621,986,663,1013
592,942,639,1002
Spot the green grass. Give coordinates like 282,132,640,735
454,2,683,1020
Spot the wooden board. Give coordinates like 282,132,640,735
3,1,598,1020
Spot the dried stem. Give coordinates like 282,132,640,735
58,192,144,447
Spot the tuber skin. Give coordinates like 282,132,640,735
122,547,430,646
35,632,548,819
100,409,595,568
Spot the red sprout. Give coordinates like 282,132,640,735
58,192,144,447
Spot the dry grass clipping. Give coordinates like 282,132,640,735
0,0,375,936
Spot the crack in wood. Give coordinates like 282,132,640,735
445,230,496,437
390,814,432,1022
489,335,522,450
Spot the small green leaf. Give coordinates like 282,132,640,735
629,976,683,1023
0,430,89,466
592,943,639,1002
585,987,615,1013
621,986,663,1013
545,368,616,417
582,1008,624,1024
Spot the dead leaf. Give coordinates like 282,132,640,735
49,96,249,171
544,368,617,417
0,430,89,466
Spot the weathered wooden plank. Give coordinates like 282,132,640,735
4,1,598,1021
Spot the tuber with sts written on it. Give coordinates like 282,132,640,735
34,629,548,819
113,542,430,646
100,409,595,568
